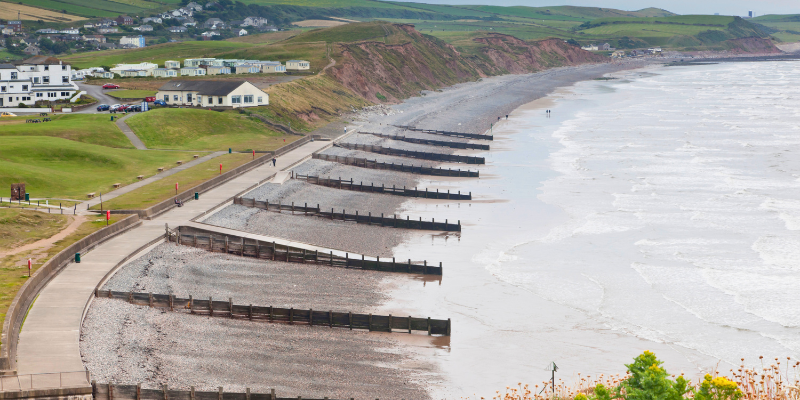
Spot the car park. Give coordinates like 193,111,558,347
96,104,110,111
102,83,120,89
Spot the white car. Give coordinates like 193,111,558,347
109,104,122,111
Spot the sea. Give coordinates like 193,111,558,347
381,61,800,399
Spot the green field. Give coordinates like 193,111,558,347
0,136,202,199
14,0,166,17
0,114,133,148
92,153,260,210
126,108,290,151
107,90,157,99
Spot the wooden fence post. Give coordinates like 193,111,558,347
309,308,313,327
218,387,223,400
190,387,195,400
229,298,233,318
169,294,173,311
368,313,372,332
290,307,294,324
163,384,168,400
209,296,213,317
349,312,352,330
109,383,113,400
408,316,412,334
137,384,141,400
427,317,431,336
148,292,153,307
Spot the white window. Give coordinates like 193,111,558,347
33,77,39,83
22,85,28,91
10,72,17,79
22,96,30,101
231,95,241,104
61,92,69,96
244,95,253,103
163,95,168,101
62,65,67,70
43,77,49,84
48,92,56,98
173,95,179,101
257,96,262,103
62,76,69,83
198,95,202,103
44,65,49,71
1,86,5,92
36,92,43,97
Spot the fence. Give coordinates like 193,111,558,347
233,197,461,232
95,290,451,336
168,226,443,275
312,154,479,178
334,142,485,165
0,371,90,392
0,214,141,374
361,132,490,150
293,173,472,200
93,382,371,400
391,125,493,141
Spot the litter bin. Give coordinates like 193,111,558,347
229,148,232,154
194,192,199,200
75,253,81,263
24,193,29,202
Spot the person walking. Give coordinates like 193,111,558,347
272,157,276,167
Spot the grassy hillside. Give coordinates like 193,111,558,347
11,0,174,18
126,108,289,151
0,136,200,199
0,114,133,148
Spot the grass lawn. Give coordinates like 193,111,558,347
0,114,133,148
0,209,126,336
93,153,259,210
107,89,157,99
61,41,253,69
0,136,203,200
126,108,291,151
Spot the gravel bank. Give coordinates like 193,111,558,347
288,159,423,188
341,133,456,155
242,180,409,215
103,243,392,311
321,147,444,169
81,298,433,400
205,204,417,257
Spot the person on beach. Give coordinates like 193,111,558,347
272,158,276,167
344,126,348,133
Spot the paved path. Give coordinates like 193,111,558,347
114,113,148,150
16,140,330,377
77,151,227,212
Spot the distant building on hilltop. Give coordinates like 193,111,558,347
116,15,134,25
120,35,145,48
286,60,310,71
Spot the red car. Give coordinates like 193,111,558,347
102,83,120,89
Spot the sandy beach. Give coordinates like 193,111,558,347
80,59,664,399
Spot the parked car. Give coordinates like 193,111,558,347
109,104,122,112
152,99,167,107
131,105,143,112
96,104,110,111
102,83,120,89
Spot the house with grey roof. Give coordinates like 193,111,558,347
156,80,268,108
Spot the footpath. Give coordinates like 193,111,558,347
15,140,331,378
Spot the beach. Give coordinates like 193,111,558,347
81,59,673,398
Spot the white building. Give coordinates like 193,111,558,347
0,56,78,107
120,35,145,48
286,60,310,71
164,60,181,69
238,29,248,36
110,62,158,75
119,70,149,77
156,80,268,108
242,16,268,27
180,66,206,76
256,61,285,73
153,68,178,78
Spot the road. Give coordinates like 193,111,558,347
76,82,117,113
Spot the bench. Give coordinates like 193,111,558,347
137,175,144,181
158,167,164,172
176,161,183,165
112,183,121,188
193,155,199,159
87,193,95,198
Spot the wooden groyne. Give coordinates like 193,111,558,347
312,153,480,177
334,143,485,165
95,289,451,336
391,125,493,141
293,173,472,200
93,381,353,400
361,131,490,150
168,226,444,275
233,197,462,232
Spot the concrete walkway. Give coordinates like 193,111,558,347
114,114,147,150
77,151,226,212
16,140,330,378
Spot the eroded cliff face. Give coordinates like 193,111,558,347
724,37,782,54
327,25,607,104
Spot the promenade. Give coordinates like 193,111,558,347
15,140,331,378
